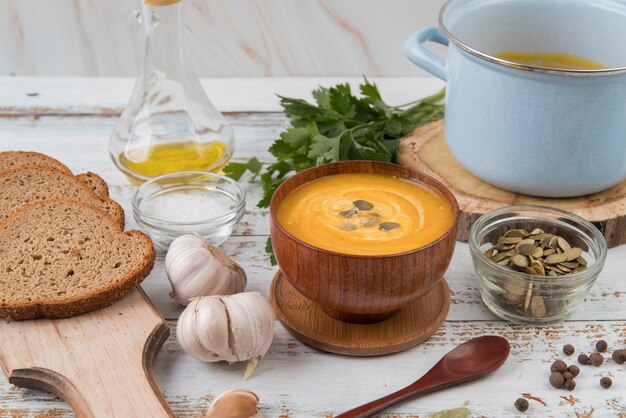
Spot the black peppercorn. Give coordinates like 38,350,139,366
568,364,580,377
549,372,565,388
578,353,589,365
550,359,568,373
612,350,626,365
565,379,576,391
596,340,608,353
515,398,529,412
563,344,575,356
562,371,574,381
600,377,612,389
589,352,604,367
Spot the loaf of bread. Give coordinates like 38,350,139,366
0,151,110,197
0,199,155,320
0,167,124,228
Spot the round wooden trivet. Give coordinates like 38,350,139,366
270,270,450,356
397,120,626,248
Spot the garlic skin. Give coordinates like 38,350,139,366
165,234,246,305
177,292,275,379
205,388,259,418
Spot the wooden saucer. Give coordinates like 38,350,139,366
270,270,450,356
397,120,626,248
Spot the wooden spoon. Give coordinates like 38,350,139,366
335,336,510,418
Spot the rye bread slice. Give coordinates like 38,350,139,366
0,199,155,320
0,167,124,228
0,151,110,197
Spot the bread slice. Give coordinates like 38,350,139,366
0,151,110,198
0,167,124,228
0,199,155,320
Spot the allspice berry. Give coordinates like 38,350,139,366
578,353,589,365
562,371,574,381
550,359,568,373
612,350,626,365
565,379,576,391
568,364,580,377
589,352,604,367
600,377,612,389
563,344,575,356
596,340,608,353
514,398,529,412
549,372,565,388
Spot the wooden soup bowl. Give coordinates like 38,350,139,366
270,161,459,324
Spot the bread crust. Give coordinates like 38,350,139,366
0,199,155,320
0,151,72,174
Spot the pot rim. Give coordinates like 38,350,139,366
439,0,626,76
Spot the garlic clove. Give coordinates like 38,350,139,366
205,388,259,418
166,234,247,305
177,298,233,362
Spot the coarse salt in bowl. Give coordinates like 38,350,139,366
132,171,245,249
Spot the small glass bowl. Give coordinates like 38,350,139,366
469,205,607,325
132,171,245,249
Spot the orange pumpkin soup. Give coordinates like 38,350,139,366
276,173,454,255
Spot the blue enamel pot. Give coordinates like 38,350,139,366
404,0,626,197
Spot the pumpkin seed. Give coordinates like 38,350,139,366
379,222,400,231
543,248,556,256
511,254,530,268
500,236,524,244
339,222,357,231
564,247,582,261
560,261,579,269
557,237,571,252
517,243,537,256
340,208,359,218
530,296,547,318
530,228,544,235
504,229,530,238
545,253,567,264
531,247,544,258
353,200,374,211
361,217,380,228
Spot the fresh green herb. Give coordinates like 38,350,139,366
225,79,445,264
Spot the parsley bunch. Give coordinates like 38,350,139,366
224,79,445,263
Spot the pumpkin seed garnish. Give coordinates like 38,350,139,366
339,222,357,231
379,222,400,231
340,208,359,218
361,217,380,228
353,200,374,211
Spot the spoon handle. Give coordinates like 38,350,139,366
334,380,437,418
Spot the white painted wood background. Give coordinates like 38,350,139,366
1,76,626,417
0,0,445,77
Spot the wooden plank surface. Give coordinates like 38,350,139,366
1,77,626,417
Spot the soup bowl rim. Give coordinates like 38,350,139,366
269,160,460,259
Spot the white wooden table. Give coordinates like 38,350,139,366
1,76,625,417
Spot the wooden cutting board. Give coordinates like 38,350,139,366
0,288,174,417
397,120,626,248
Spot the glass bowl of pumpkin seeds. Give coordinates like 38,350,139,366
469,205,607,325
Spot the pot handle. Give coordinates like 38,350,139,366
404,27,449,81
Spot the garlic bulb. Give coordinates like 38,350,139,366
205,388,259,418
165,234,246,305
177,292,275,379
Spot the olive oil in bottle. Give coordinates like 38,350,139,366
118,141,228,178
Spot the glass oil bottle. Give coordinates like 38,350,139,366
109,0,234,182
